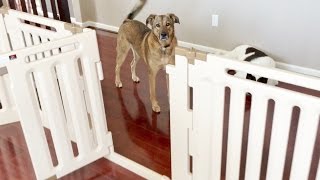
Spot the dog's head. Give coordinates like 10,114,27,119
146,13,180,47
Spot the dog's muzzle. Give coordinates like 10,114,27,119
160,33,168,40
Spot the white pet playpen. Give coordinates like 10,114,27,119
1,6,320,180
0,7,168,180
167,47,320,180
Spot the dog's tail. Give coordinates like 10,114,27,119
126,0,147,20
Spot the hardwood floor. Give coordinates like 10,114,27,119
0,28,319,180
0,123,144,180
97,29,171,177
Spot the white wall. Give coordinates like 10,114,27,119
79,0,320,70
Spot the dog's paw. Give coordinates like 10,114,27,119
152,104,161,113
115,81,123,88
132,76,140,83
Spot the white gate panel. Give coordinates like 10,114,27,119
0,7,76,127
3,9,72,50
166,54,193,180
168,47,320,180
0,23,113,178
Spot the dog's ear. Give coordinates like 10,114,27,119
146,14,156,26
168,13,180,24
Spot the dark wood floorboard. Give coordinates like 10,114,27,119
97,29,171,177
0,28,319,180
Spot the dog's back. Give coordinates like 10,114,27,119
224,45,278,85
117,0,150,55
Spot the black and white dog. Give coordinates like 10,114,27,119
220,45,278,86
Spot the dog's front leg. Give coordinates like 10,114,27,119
148,67,161,113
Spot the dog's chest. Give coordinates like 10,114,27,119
160,56,170,65
151,47,171,64
160,49,173,64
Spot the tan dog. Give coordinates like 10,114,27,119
115,0,180,112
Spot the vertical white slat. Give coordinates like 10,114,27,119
8,31,25,50
316,162,320,180
23,31,33,47
290,107,320,180
31,34,44,60
192,82,225,180
266,101,293,180
57,45,77,140
2,74,16,114
0,14,11,53
23,31,36,61
34,70,74,165
0,74,9,110
0,70,19,125
245,93,269,180
0,74,19,124
40,37,52,58
53,64,75,142
210,85,226,180
3,15,25,51
81,58,110,145
50,38,60,55
166,55,193,180
226,87,246,180
57,61,92,154
28,73,48,126
2,74,14,108
8,68,54,179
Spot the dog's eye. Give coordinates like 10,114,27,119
156,24,160,27
166,23,170,26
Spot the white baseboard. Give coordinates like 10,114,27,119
177,41,228,55
276,62,320,78
81,21,320,78
81,21,119,32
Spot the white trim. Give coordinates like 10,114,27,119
177,41,227,55
276,62,320,78
81,21,320,78
81,21,119,32
71,0,82,22
107,152,170,180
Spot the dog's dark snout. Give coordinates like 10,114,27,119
160,33,168,40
